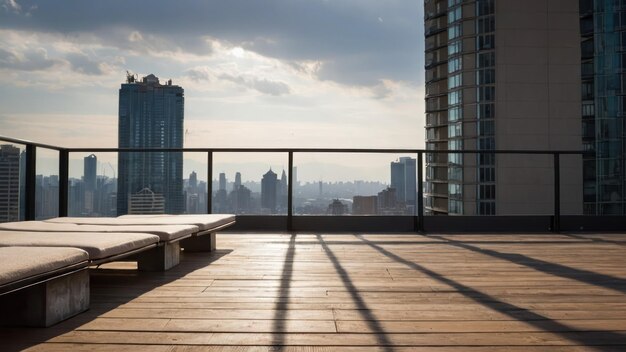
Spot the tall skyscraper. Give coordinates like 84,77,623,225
424,0,582,215
390,157,417,212
117,73,184,215
580,0,626,215
234,172,242,191
0,144,21,222
261,168,277,213
83,154,97,214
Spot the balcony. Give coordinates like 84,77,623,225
1,135,626,350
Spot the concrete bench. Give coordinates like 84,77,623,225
0,231,161,269
47,214,236,252
0,221,200,270
0,247,89,327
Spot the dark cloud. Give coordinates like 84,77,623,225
65,52,104,75
0,47,58,71
0,0,423,86
219,73,290,96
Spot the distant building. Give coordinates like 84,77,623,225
83,154,97,214
261,169,277,213
234,172,241,191
327,199,348,215
278,169,288,209
0,145,21,222
219,173,227,191
129,188,165,214
117,73,184,215
353,196,377,215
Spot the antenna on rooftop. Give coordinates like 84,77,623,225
126,70,135,83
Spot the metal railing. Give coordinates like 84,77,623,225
0,135,589,233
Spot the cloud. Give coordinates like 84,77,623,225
2,0,21,13
65,52,105,75
219,73,291,96
0,46,58,71
0,0,423,87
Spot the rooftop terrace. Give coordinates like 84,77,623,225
3,232,626,351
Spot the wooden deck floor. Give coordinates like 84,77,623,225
3,233,626,351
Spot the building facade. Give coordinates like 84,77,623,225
0,144,21,222
580,0,626,215
424,0,583,215
117,73,185,215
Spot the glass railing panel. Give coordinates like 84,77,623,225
293,153,417,215
35,147,59,220
212,152,288,215
67,152,118,217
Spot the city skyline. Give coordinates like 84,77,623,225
0,1,425,154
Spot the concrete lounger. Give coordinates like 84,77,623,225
0,221,201,270
0,246,90,327
46,214,237,251
0,231,167,270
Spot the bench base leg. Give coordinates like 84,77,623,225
0,269,90,327
180,233,216,252
137,242,180,271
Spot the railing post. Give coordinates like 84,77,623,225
553,153,560,233
58,149,69,217
24,144,36,220
417,152,424,232
288,151,294,232
207,151,213,214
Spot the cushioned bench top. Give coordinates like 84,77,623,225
47,215,236,231
0,246,89,287
0,231,159,261
0,221,198,242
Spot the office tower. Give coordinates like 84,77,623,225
189,171,198,193
129,188,165,214
327,199,348,215
117,73,184,215
234,172,241,191
279,169,288,209
83,154,97,214
424,0,582,215
390,157,417,212
219,173,227,191
0,144,21,222
261,169,277,213
580,1,626,215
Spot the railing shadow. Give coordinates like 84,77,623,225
271,234,296,350
316,234,394,352
1,249,234,352
354,234,626,351
429,235,626,295
563,233,626,247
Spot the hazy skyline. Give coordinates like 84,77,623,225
0,0,425,152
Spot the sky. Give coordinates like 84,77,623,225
0,0,425,182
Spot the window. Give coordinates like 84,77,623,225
448,166,463,182
476,0,494,16
479,167,495,182
448,40,462,56
477,51,495,68
448,139,463,150
477,69,495,84
477,34,495,49
478,184,495,200
448,24,462,40
582,102,595,117
449,199,463,214
449,152,462,165
478,201,495,215
448,123,462,138
477,103,495,119
448,6,462,24
477,16,495,33
448,73,462,89
448,106,462,121
582,82,594,99
479,120,494,136
448,90,462,105
448,57,462,73
478,152,495,166
449,183,462,198
448,0,461,6
478,86,495,101
478,136,495,150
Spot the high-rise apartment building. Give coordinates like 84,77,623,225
390,157,417,213
424,0,582,215
0,144,21,222
580,0,626,215
261,169,277,213
117,73,184,215
83,154,97,214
